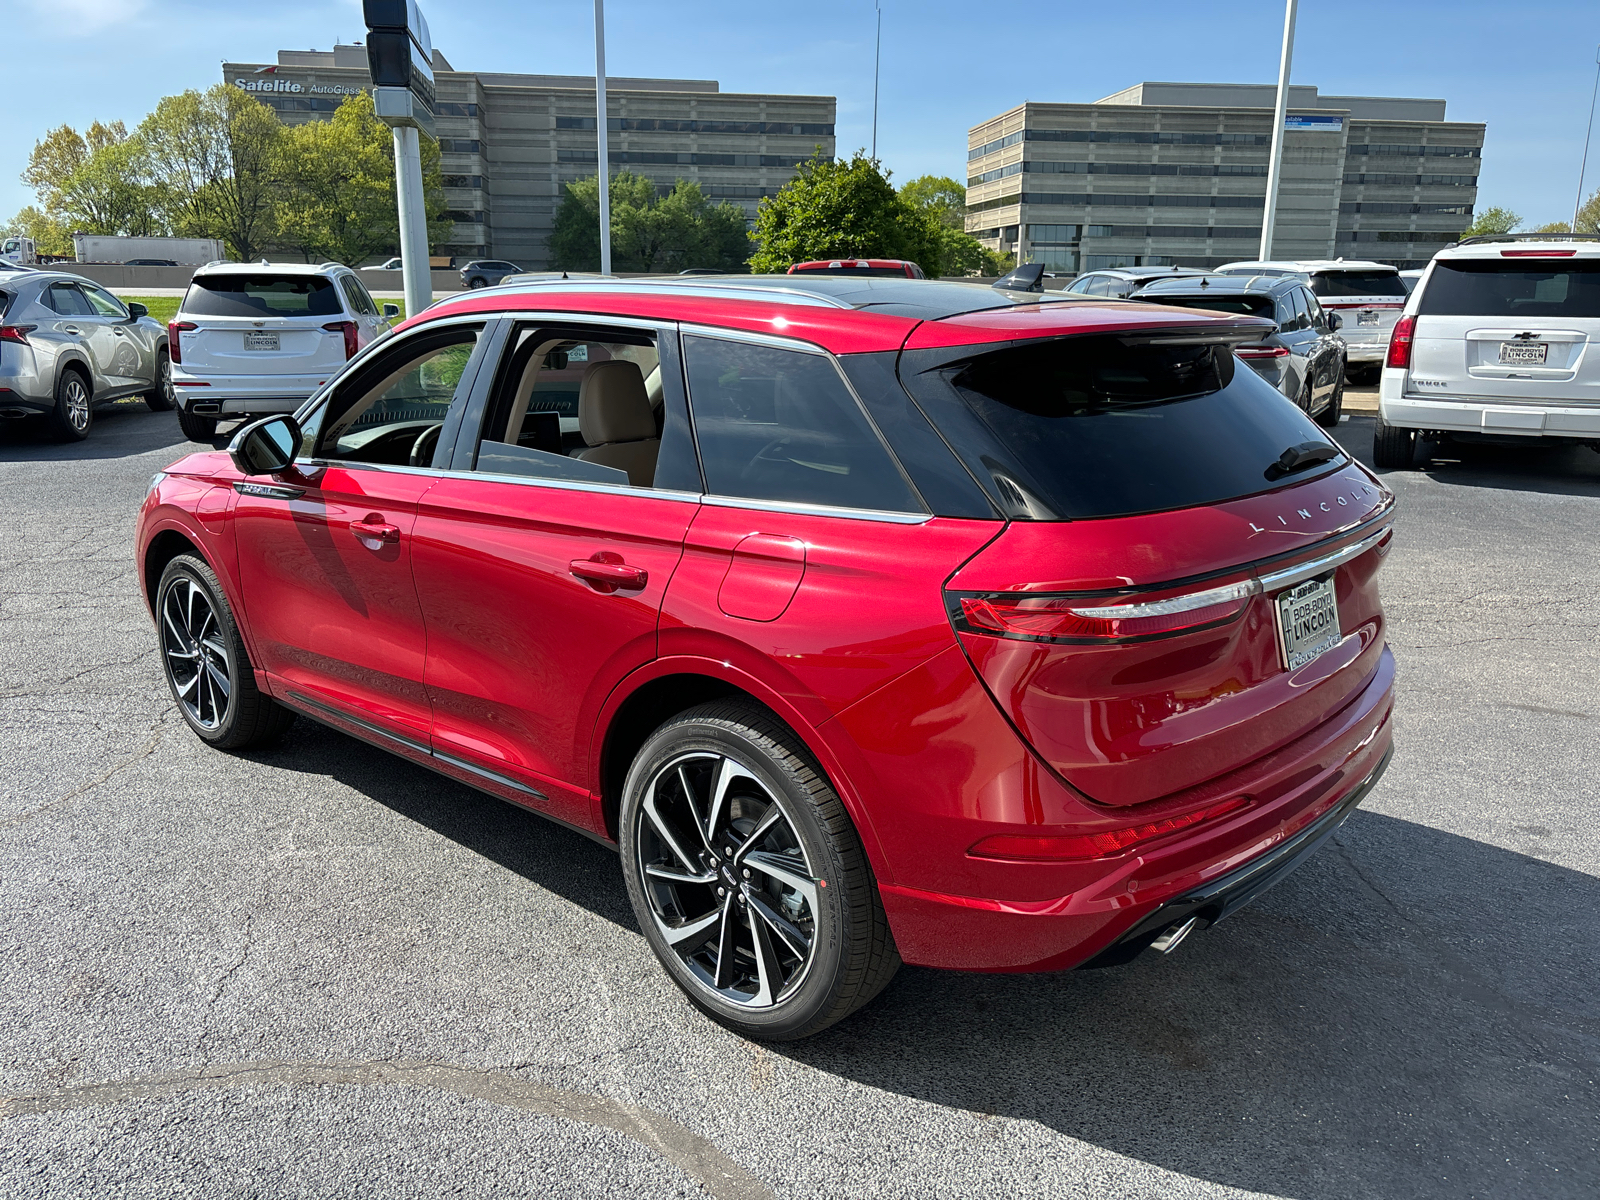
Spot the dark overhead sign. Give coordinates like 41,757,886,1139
363,0,436,111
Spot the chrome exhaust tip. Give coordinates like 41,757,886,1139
1150,916,1200,955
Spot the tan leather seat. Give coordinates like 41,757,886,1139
572,360,659,486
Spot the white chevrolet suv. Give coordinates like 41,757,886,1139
1374,235,1600,468
1214,259,1408,384
169,262,397,441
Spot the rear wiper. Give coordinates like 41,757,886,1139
1265,440,1341,481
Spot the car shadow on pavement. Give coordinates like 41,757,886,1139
0,403,191,463
782,810,1597,1199
1338,413,1600,498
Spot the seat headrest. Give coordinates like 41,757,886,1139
578,360,655,445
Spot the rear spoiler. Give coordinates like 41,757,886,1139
1451,232,1600,248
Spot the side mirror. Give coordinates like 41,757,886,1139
126,302,148,319
382,303,401,320
229,415,303,477
1327,312,1342,331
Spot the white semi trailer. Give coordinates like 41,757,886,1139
71,234,226,265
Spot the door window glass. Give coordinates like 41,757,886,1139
683,335,924,513
1303,289,1328,331
1288,288,1310,330
46,283,94,316
339,275,378,316
81,284,129,319
305,326,481,467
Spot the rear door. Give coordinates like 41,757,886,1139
79,283,149,388
409,318,700,830
1408,254,1600,407
232,320,490,742
44,283,113,390
179,274,351,377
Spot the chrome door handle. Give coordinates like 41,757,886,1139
63,326,81,335
113,328,125,336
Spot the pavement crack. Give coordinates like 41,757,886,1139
0,1059,775,1200
0,708,172,830
196,914,256,1069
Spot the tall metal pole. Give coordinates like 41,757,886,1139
871,1,882,161
392,124,431,316
1574,43,1600,233
594,0,612,274
1258,0,1299,262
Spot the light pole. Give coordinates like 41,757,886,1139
1574,43,1600,233
367,1,436,316
595,0,612,275
871,1,882,161
1258,0,1299,263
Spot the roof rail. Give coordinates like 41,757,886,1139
1451,232,1600,248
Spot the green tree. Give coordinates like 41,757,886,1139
20,121,166,238
1457,205,1521,240
1529,221,1572,234
273,92,450,265
548,172,749,272
139,85,284,260
1537,188,1600,236
899,174,966,230
1,206,73,257
747,150,940,276
898,174,1014,276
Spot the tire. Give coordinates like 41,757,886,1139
468,277,488,289
1296,375,1314,414
1347,364,1380,387
1315,368,1344,428
144,350,175,411
156,554,296,750
619,700,900,1041
177,407,218,442
1372,415,1418,469
47,368,93,442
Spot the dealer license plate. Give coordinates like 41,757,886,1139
243,332,280,352
1275,575,1341,670
1357,310,1381,327
1498,341,1546,365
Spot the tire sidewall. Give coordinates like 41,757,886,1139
53,369,92,441
145,350,175,411
618,714,854,1040
156,556,250,746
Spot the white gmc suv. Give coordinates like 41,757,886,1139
169,261,397,442
1374,235,1600,468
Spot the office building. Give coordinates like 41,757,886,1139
226,45,836,267
966,81,1485,272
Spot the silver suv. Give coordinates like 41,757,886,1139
0,269,172,441
1375,233,1600,468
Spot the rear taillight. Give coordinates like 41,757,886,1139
0,324,37,344
968,796,1251,861
1502,249,1576,257
323,320,359,360
1385,314,1417,370
951,578,1258,644
1237,345,1290,360
168,321,196,364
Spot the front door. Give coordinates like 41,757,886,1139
233,321,489,743
410,320,701,830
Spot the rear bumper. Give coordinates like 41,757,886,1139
1380,375,1600,437
173,371,324,415
1343,343,1388,364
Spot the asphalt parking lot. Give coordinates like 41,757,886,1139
2,395,1597,1199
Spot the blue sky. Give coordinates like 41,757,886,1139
4,0,1598,228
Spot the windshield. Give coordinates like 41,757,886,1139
899,335,1338,520
1417,259,1600,318
1142,294,1275,318
183,276,341,318
1310,271,1406,298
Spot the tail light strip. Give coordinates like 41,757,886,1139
969,796,1251,861
1237,345,1290,360
1386,314,1417,369
951,521,1393,645
168,320,196,364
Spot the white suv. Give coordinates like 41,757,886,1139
1374,235,1600,468
1214,259,1408,384
169,262,396,441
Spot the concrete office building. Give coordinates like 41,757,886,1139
225,45,835,268
966,82,1484,273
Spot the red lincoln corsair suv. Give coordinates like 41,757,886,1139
136,275,1395,1040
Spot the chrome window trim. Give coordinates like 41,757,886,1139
701,493,932,525
1257,521,1394,592
441,467,703,505
485,310,668,334
448,279,853,309
679,323,829,355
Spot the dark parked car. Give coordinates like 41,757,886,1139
1060,266,1209,298
136,274,1395,1040
124,258,180,267
1139,274,1348,426
787,259,926,279
460,260,524,289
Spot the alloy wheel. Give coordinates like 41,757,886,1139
160,576,232,730
64,376,90,432
160,357,173,403
635,752,820,1008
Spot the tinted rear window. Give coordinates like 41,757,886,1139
184,276,342,318
1417,259,1600,318
1143,294,1275,319
900,336,1337,520
1310,271,1406,298
793,265,910,277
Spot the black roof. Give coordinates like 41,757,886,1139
653,273,1079,320
1136,273,1298,297
1082,266,1209,280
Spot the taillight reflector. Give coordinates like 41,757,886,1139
953,578,1258,644
323,320,359,360
969,797,1252,861
1385,314,1417,370
0,324,36,345
1237,345,1290,360
168,320,196,364
1501,249,1576,257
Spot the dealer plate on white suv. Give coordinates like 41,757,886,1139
244,332,280,352
1276,575,1340,670
1498,341,1546,365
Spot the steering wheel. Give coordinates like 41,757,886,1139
409,422,443,467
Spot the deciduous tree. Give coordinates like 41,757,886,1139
1457,205,1521,240
548,172,750,272
20,121,165,238
899,173,1013,276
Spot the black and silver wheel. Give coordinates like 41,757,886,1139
1315,368,1344,428
145,350,175,411
156,555,295,749
48,368,92,442
619,701,899,1040
177,407,218,442
1372,415,1418,469
469,277,488,289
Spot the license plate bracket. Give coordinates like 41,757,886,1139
1275,574,1341,671
244,331,280,352
1357,310,1380,327
1498,341,1547,365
